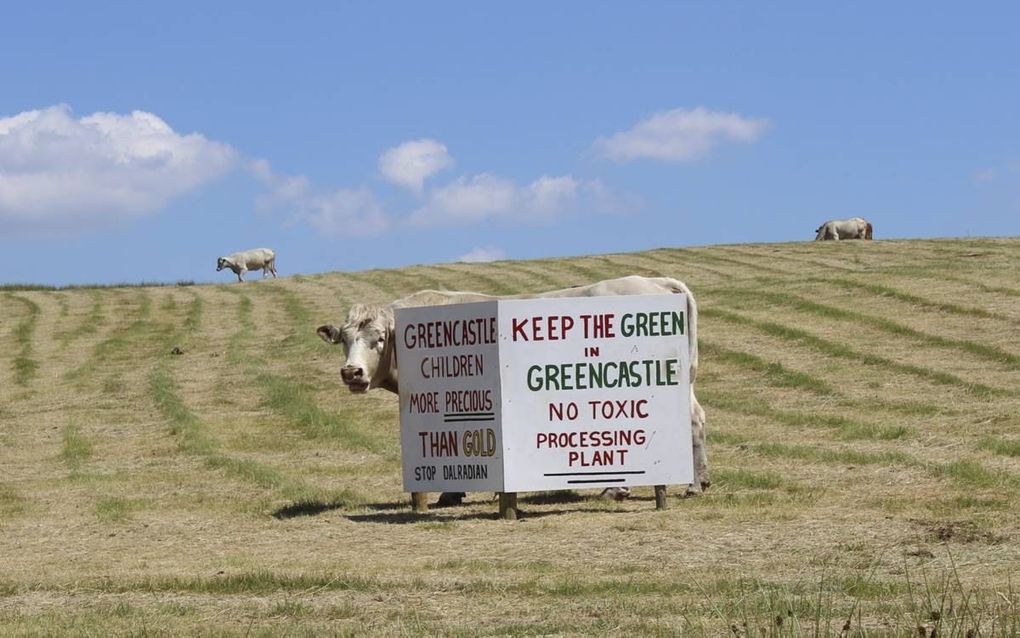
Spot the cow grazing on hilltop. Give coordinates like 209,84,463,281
815,217,873,241
216,248,278,282
316,275,710,502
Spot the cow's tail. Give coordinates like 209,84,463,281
664,278,698,384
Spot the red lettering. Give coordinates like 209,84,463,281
512,317,529,342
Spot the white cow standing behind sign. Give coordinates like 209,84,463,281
316,275,709,505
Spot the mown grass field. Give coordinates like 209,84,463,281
1,237,1018,636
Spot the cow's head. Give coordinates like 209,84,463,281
216,257,228,271
865,222,874,240
317,304,395,394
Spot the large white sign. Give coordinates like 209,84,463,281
396,294,692,494
397,301,504,493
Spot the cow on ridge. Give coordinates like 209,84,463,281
216,248,278,282
316,275,710,504
814,217,873,241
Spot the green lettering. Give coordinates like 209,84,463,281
544,364,561,391
527,365,543,391
673,311,684,336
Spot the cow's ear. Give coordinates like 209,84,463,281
317,325,343,344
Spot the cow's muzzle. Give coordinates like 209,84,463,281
341,365,369,392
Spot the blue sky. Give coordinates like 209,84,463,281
2,2,1018,286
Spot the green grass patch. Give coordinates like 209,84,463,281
150,365,216,455
712,467,786,490
183,291,203,333
753,441,916,468
702,389,909,441
85,570,384,594
701,341,836,396
926,495,1011,513
707,430,751,446
204,454,293,491
60,422,93,472
267,600,312,618
927,459,1017,489
978,436,1020,458
95,496,139,523
8,294,40,386
224,291,258,365
0,484,26,520
258,374,386,454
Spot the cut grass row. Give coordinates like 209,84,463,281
66,290,158,374
56,290,105,345
711,431,1020,491
703,307,1007,397
703,341,944,417
720,287,1020,370
148,291,362,507
218,287,396,488
7,294,40,386
700,388,910,441
0,567,986,603
0,566,1014,638
816,277,1020,325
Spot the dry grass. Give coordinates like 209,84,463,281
1,237,1018,636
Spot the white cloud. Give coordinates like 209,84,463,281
413,174,518,224
974,162,1020,185
524,175,581,215
973,168,998,183
409,173,602,227
457,246,506,263
592,106,769,163
0,104,238,230
252,160,389,237
251,158,311,214
378,139,453,193
301,188,389,237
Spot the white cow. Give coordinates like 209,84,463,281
216,248,278,282
316,275,710,502
814,217,873,241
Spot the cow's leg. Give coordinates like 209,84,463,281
686,393,710,496
600,487,631,501
436,492,465,507
237,267,247,283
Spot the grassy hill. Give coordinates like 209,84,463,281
1,237,1018,636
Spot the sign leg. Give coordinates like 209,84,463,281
654,485,667,510
411,492,429,513
498,492,517,520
